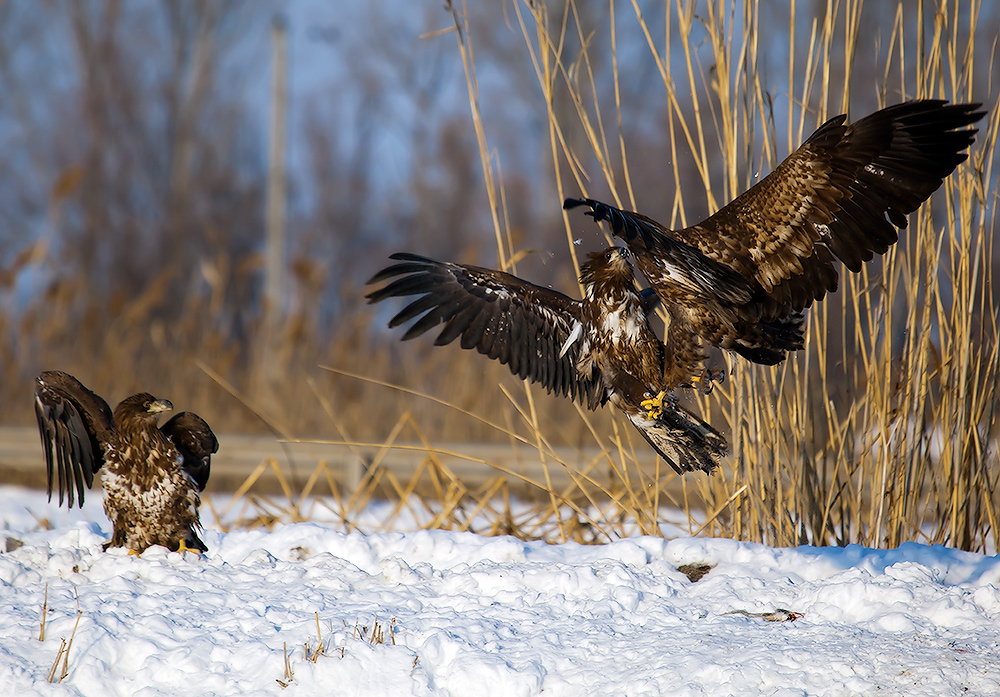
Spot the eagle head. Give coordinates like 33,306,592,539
114,392,174,426
579,247,636,299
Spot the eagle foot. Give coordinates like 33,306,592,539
691,368,725,395
127,549,141,557
641,390,667,420
175,541,203,555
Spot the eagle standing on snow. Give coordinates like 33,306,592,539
565,100,985,412
34,371,218,553
368,100,982,473
366,248,727,473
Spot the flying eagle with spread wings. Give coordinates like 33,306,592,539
565,100,984,412
366,248,728,473
34,371,218,553
368,100,982,473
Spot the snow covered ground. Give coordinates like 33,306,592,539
1,486,999,696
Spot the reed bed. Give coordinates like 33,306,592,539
439,0,998,550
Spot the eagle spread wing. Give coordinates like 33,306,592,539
366,253,608,410
33,370,217,553
367,250,727,474
161,412,218,492
566,99,984,368
34,371,114,509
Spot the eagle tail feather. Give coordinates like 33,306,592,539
730,344,786,366
179,530,208,553
625,396,728,474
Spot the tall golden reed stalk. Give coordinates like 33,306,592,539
445,0,998,551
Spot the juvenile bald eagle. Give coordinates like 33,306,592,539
367,248,727,473
34,371,218,553
565,100,984,403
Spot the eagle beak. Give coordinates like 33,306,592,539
148,399,173,414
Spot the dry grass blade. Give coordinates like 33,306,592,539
283,641,293,683
45,608,82,683
46,639,66,683
39,583,47,642
59,610,82,682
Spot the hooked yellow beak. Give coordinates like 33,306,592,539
147,399,173,414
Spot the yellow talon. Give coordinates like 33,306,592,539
128,549,141,557
641,390,667,420
175,541,202,555
691,369,723,395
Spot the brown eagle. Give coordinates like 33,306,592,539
565,100,984,409
34,371,218,553
366,248,727,473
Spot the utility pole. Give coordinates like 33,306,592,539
265,17,287,324
259,15,289,433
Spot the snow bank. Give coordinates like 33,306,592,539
1,487,998,696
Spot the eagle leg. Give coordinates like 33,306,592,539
640,390,667,420
175,540,203,554
690,368,725,395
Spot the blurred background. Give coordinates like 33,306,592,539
0,0,563,440
2,0,994,434
1,1,997,548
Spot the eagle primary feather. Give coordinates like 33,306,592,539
367,248,727,474
34,371,217,553
565,99,984,372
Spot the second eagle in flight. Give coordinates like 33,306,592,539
366,100,984,473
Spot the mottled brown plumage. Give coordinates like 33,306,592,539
366,248,727,473
566,100,984,377
34,371,217,553
160,411,217,493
